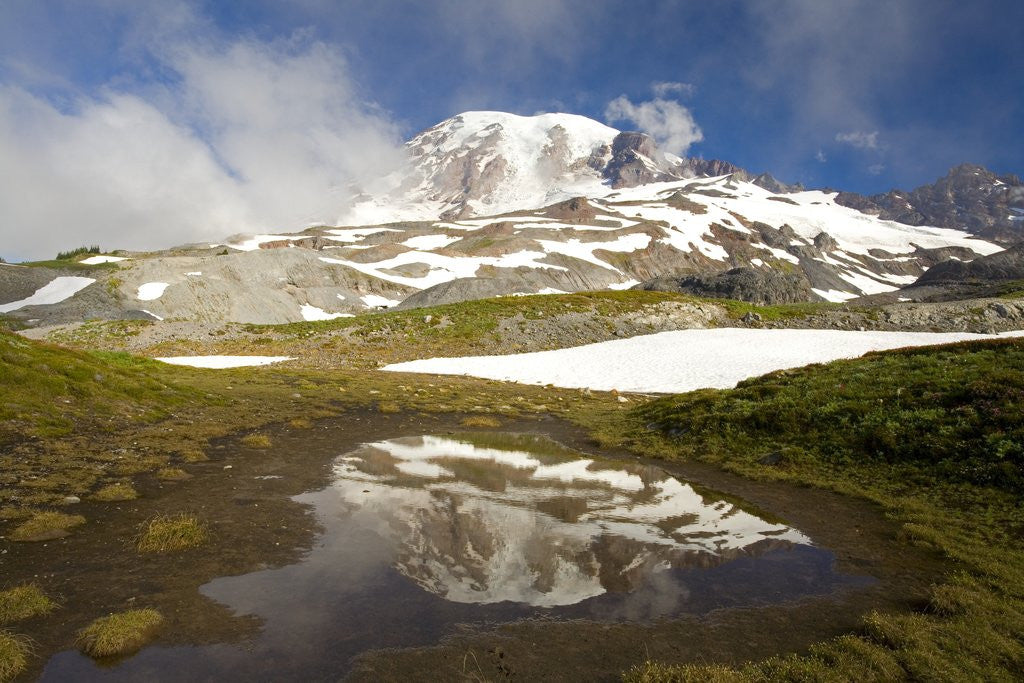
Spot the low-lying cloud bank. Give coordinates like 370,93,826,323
0,33,406,261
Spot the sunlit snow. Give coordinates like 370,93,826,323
136,282,169,300
0,276,95,312
383,328,1024,393
155,356,293,368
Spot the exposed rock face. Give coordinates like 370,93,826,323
636,267,814,305
602,131,679,188
914,243,1024,285
835,164,1024,244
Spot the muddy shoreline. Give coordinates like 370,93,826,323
3,410,948,681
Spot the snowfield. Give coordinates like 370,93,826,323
155,356,293,368
382,328,1024,393
0,276,95,312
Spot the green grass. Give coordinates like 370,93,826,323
0,329,201,444
136,514,208,553
588,337,1024,681
75,609,162,658
636,338,1024,492
0,585,58,625
0,630,30,682
9,512,85,542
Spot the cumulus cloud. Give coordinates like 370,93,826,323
604,96,703,156
651,81,694,98
0,29,405,261
835,130,881,150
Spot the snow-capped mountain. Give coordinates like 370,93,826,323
2,111,1020,325
340,111,692,225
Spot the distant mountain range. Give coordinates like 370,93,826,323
1,111,1021,325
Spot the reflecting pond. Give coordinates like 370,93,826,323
43,432,868,681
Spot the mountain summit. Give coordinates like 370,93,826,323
341,111,700,225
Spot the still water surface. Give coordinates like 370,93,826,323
44,433,866,680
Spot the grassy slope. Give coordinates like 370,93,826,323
7,303,1024,679
571,338,1024,681
0,328,615,522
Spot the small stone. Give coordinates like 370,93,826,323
758,451,783,466
617,396,629,403
423,314,433,323
62,496,81,505
741,311,762,324
223,465,233,470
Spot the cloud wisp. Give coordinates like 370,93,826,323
835,130,881,150
604,96,703,156
0,25,406,261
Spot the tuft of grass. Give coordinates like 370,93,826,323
0,630,31,681
156,467,189,481
288,417,313,429
0,585,58,625
136,514,208,553
180,449,208,463
377,401,401,414
240,433,271,448
75,609,162,659
92,482,138,502
460,415,502,428
9,511,85,542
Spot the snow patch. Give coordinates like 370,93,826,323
361,294,401,308
401,234,460,251
137,282,169,301
155,356,293,368
0,276,95,312
300,304,354,321
80,255,128,264
382,328,1024,394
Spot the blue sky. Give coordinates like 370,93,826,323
1,0,1022,258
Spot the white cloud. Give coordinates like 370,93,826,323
0,32,406,261
651,81,694,98
815,149,827,163
604,96,703,156
868,163,886,175
835,130,881,150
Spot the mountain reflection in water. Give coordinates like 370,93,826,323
331,433,811,608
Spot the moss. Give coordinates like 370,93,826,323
240,433,272,449
0,585,58,625
136,514,208,553
75,609,162,658
9,511,85,542
0,630,31,681
92,482,138,502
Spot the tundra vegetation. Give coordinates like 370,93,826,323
1,289,1023,679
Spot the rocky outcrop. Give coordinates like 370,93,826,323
635,267,814,305
835,163,1024,244
913,243,1024,285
